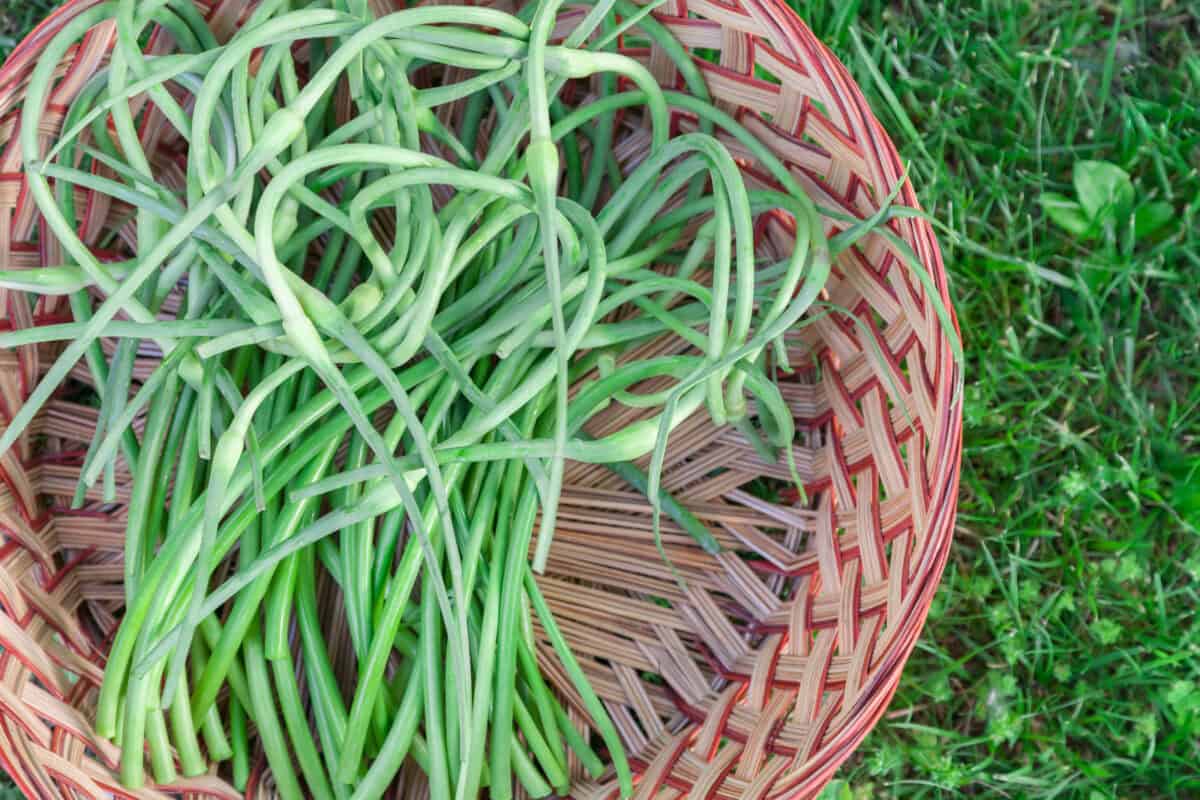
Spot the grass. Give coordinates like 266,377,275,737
1,0,1199,798
0,0,56,54
802,1,1200,798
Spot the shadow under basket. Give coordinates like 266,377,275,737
0,0,962,798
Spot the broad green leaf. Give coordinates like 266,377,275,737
1133,201,1175,239
816,780,854,800
1038,192,1092,238
1166,680,1200,715
1073,160,1134,223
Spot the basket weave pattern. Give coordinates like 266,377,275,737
0,0,962,798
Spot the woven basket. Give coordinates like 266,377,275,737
0,1,962,798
